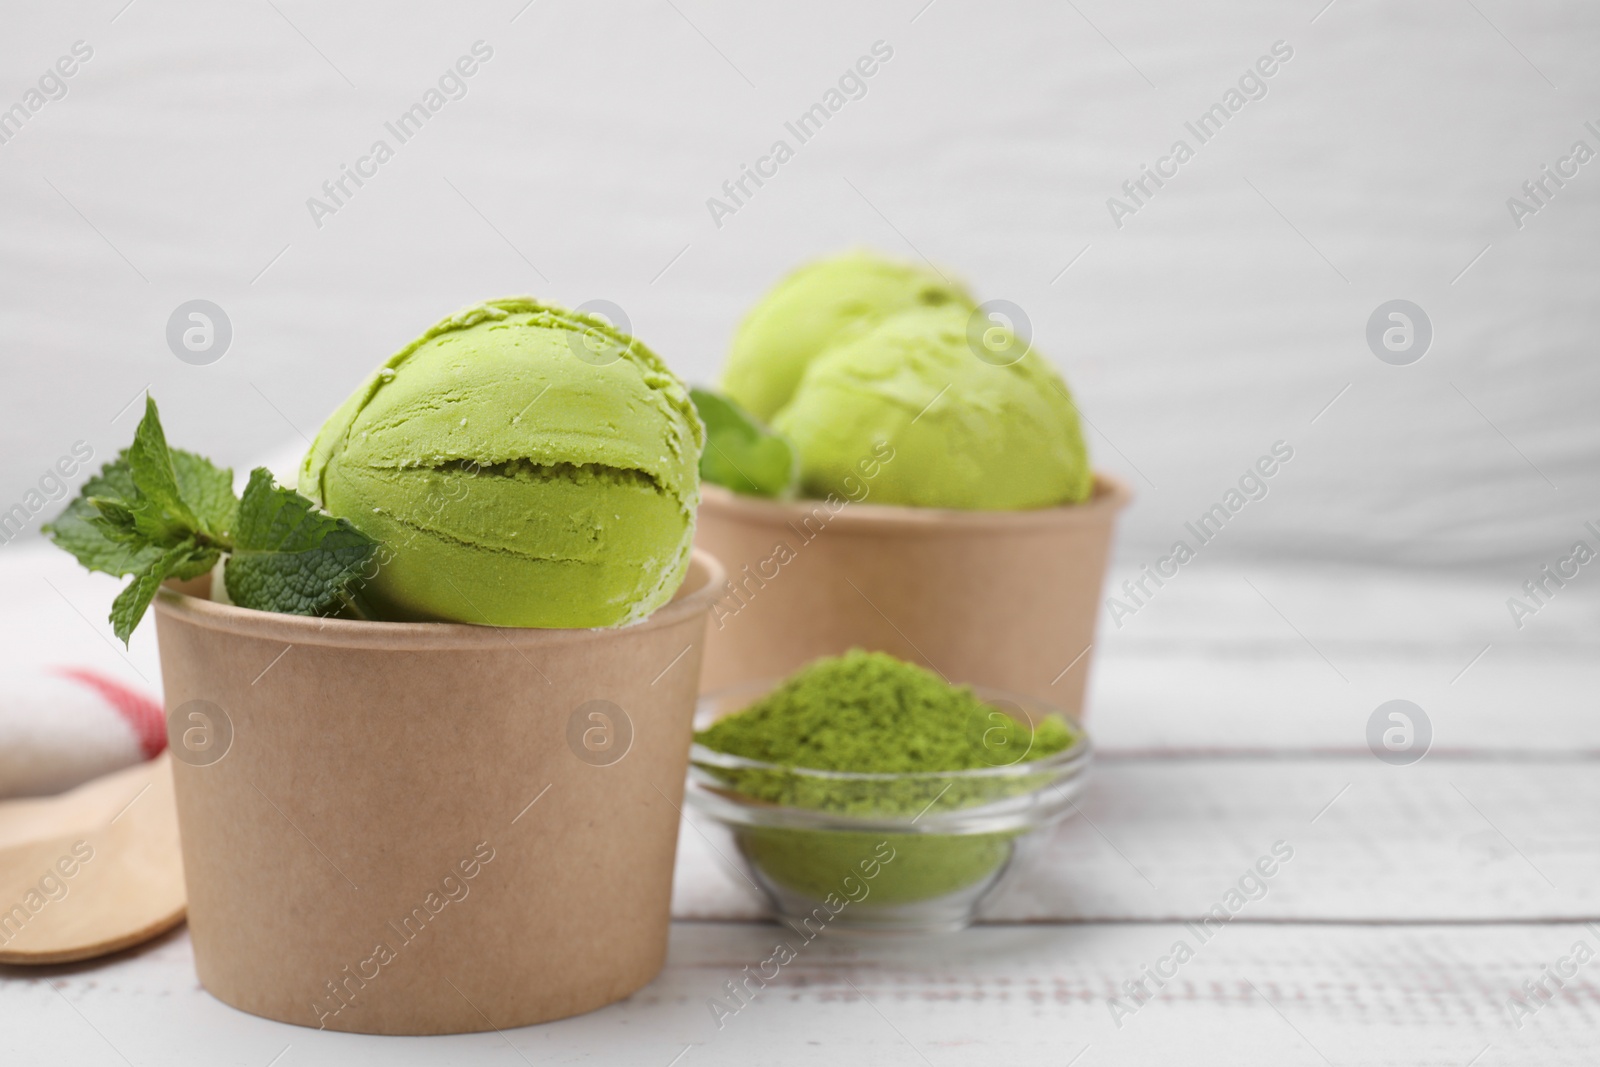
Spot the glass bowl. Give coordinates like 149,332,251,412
684,680,1092,935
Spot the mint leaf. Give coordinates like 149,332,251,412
691,388,798,499
224,468,378,616
170,549,222,582
49,399,382,641
43,458,166,577
125,396,200,542
110,540,213,643
172,448,237,540
84,453,141,500
123,395,219,550
87,496,140,538
45,399,233,643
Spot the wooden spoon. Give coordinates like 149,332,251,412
0,754,185,964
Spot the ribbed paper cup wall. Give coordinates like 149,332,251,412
153,550,723,1035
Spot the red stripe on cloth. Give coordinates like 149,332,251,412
52,667,168,759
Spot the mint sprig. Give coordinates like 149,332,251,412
43,397,378,643
223,468,379,616
691,387,799,499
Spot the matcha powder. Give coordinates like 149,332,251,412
696,650,1074,776
694,651,1081,908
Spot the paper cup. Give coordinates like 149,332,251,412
694,478,1130,714
152,550,724,1035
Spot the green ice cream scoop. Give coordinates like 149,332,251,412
773,305,1092,510
720,249,974,421
300,299,703,628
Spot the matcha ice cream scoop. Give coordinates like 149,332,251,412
301,299,703,628
772,304,1092,510
720,249,974,421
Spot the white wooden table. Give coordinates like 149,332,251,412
3,551,1597,1065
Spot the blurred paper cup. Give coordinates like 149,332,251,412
694,478,1130,715
152,550,724,1035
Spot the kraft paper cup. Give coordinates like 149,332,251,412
694,477,1130,715
152,549,724,1035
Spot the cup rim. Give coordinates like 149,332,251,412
152,547,726,650
698,472,1132,532
689,679,1092,785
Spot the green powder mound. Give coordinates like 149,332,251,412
695,649,1074,780
695,651,1079,907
